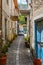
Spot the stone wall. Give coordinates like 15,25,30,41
2,0,16,41
27,15,30,37
30,0,43,49
2,0,9,40
34,6,43,20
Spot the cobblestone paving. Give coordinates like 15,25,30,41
6,36,33,65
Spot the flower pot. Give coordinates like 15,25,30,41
0,55,7,65
33,59,42,65
25,42,30,48
25,42,28,47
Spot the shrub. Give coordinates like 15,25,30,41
2,43,8,54
24,36,28,41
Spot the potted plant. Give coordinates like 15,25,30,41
0,43,7,65
24,36,28,47
24,36,30,48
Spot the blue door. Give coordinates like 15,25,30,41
35,21,43,60
35,22,41,58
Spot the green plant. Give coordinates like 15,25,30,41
0,41,8,65
18,15,25,24
24,36,28,41
2,44,8,53
0,43,8,57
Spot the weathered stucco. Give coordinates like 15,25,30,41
30,0,43,49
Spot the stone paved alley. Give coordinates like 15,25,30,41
6,36,33,65
0,0,43,65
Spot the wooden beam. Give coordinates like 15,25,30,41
13,0,19,12
10,16,18,21
13,0,18,9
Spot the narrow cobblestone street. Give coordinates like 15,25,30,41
0,0,43,65
6,36,33,65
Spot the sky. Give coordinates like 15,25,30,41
18,0,27,4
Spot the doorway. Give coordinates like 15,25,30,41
35,19,43,60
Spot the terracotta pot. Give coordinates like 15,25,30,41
33,59,42,65
0,55,7,65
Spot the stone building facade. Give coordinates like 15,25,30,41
0,0,18,56
30,0,43,57
1,0,18,43
2,0,10,42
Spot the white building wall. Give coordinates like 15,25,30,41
12,21,18,35
2,0,9,40
2,0,9,16
2,13,5,40
2,0,16,41
27,15,30,37
16,21,18,34
30,0,43,49
33,6,43,20
9,0,15,16
27,0,31,10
